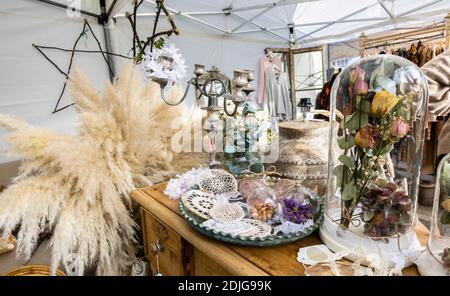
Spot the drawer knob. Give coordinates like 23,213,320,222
150,240,165,254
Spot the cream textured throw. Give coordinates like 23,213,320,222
421,49,450,157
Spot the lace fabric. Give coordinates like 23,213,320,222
199,169,238,195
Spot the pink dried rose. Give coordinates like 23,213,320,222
354,80,369,96
390,118,410,138
349,65,365,85
355,125,380,149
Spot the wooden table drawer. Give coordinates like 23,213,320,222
140,207,193,276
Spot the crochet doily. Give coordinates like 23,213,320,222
199,169,238,195
276,219,314,235
181,190,216,219
239,219,272,238
209,203,245,223
201,218,272,238
201,219,252,235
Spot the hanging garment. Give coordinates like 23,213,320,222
278,71,293,120
258,55,282,105
263,66,280,117
417,41,424,66
421,49,450,157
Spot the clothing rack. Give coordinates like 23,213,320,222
360,12,450,57
363,33,444,50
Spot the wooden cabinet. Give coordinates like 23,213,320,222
141,208,193,275
132,183,426,276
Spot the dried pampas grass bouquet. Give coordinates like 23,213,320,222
0,63,207,275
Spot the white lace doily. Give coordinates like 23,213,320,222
209,203,245,223
201,218,272,238
164,168,210,199
199,169,238,195
276,219,314,235
201,219,253,235
181,190,216,219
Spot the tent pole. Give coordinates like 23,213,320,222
35,0,99,18
234,17,390,35
99,0,115,81
231,13,290,43
231,6,274,33
377,0,394,19
224,0,321,13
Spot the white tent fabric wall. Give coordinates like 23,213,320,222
0,0,111,165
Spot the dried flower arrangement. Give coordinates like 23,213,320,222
0,63,206,275
334,62,416,235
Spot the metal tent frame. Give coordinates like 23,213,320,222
110,0,448,46
34,0,449,79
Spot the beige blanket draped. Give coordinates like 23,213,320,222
421,49,450,157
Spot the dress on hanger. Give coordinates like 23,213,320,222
278,71,292,120
258,54,292,119
263,66,279,117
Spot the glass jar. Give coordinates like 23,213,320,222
222,104,267,175
418,153,450,275
321,55,428,268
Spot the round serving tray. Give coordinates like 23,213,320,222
179,195,325,247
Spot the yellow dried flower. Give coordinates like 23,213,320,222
371,90,399,117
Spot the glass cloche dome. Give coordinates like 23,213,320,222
417,153,450,276
321,55,428,269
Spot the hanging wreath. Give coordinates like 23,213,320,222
141,43,187,84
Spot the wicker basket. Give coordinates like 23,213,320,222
3,265,66,276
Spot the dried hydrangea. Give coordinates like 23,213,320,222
359,182,412,237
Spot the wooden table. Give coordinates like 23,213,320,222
132,183,428,276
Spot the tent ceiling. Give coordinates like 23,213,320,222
36,0,450,45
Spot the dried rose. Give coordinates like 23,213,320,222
371,90,399,117
354,80,369,96
355,125,380,149
390,118,410,138
349,65,365,85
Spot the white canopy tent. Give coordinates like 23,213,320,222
0,0,449,171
